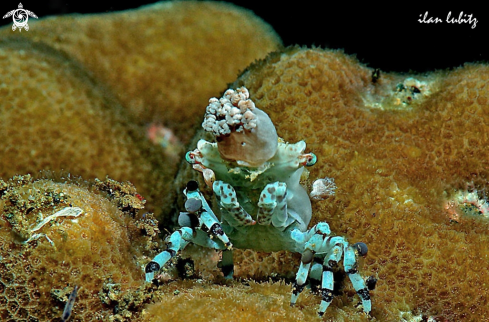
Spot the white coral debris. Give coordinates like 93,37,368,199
31,206,84,233
310,177,337,200
24,207,84,246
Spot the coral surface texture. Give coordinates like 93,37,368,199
0,1,282,143
228,46,489,321
0,1,488,322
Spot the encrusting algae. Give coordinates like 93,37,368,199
0,174,159,321
1,1,488,322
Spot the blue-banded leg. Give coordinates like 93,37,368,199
257,182,288,228
213,181,256,226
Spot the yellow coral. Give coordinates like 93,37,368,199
5,1,488,321
0,1,282,143
0,2,287,320
0,175,154,320
0,37,175,219
143,280,333,322
225,46,489,320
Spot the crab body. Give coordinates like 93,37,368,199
188,139,314,246
145,87,373,316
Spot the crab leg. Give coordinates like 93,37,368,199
257,182,289,228
291,223,371,316
145,212,233,283
344,244,371,314
145,227,193,282
290,249,313,307
290,223,332,308
213,181,256,226
145,181,232,282
219,249,234,279
183,181,232,248
317,243,343,315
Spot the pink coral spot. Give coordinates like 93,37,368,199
146,123,183,160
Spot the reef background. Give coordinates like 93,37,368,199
1,1,489,322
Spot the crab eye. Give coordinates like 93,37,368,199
186,180,199,192
353,242,368,256
185,152,195,164
306,153,317,167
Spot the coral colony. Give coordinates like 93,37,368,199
3,3,489,320
145,87,373,316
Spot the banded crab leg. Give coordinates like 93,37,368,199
344,242,371,314
145,227,193,282
290,223,332,310
213,181,256,226
317,240,344,315
145,181,232,282
290,223,371,316
257,182,290,229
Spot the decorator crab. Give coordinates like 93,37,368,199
145,87,372,316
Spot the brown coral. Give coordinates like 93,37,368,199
0,175,157,321
0,2,287,321
143,280,325,322
0,37,177,219
0,1,282,143
4,1,488,321
223,46,489,320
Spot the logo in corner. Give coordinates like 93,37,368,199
3,3,38,32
